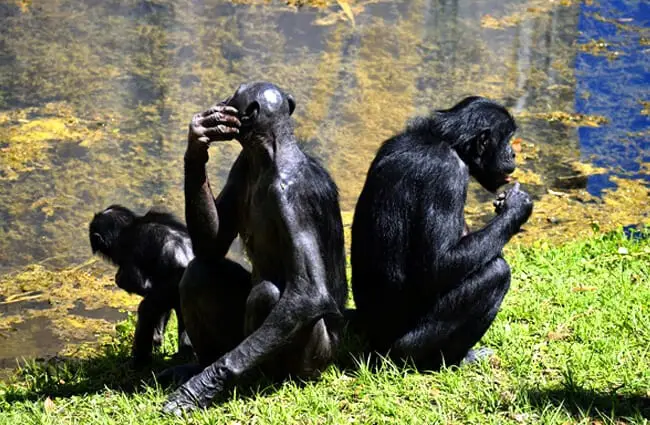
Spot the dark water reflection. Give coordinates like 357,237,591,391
575,0,649,195
0,0,647,366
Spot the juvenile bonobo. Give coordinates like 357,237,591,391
351,96,533,370
89,205,193,366
163,82,347,414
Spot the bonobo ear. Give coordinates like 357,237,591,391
287,94,296,116
476,129,491,157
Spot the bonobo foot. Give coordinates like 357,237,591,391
161,367,229,416
460,347,494,365
162,385,200,417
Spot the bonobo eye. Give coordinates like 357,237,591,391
475,129,491,157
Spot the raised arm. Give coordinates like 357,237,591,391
184,104,241,260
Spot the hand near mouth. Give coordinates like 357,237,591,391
187,103,241,148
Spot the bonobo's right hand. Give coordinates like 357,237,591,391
186,103,241,159
493,182,533,223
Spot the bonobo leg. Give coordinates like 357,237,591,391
289,318,338,378
391,257,511,370
153,310,172,348
179,257,252,366
243,282,338,379
174,307,193,358
158,258,251,387
133,293,172,367
244,281,281,336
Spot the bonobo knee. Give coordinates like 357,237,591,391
247,281,281,308
178,258,213,301
245,281,281,335
490,257,511,284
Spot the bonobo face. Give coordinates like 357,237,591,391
472,131,517,193
226,82,296,136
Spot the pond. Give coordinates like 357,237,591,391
0,0,648,377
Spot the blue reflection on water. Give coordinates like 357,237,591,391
575,0,650,196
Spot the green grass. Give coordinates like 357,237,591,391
1,230,649,424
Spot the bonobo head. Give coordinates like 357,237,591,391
89,204,136,263
437,96,517,193
226,82,296,141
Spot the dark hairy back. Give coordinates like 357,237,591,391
297,153,347,309
352,131,467,292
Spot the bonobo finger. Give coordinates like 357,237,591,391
202,104,238,117
203,126,239,141
200,112,241,128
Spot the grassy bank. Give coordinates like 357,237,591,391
1,230,649,424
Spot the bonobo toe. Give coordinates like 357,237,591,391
162,391,197,417
461,347,494,365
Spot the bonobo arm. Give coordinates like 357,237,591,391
115,264,149,296
184,105,241,260
436,183,532,288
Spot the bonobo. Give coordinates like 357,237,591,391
89,205,193,366
351,96,533,370
162,82,347,414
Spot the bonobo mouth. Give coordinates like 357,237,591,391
495,174,514,190
481,172,515,193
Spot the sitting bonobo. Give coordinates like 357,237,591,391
89,205,193,367
162,82,347,414
351,96,533,370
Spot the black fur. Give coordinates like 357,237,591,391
162,82,347,415
89,205,193,366
351,96,532,370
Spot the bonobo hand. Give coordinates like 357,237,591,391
186,103,241,158
493,182,533,222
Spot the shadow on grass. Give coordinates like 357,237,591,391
0,318,370,405
527,387,650,420
0,341,190,403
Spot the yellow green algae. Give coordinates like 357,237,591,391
0,0,648,373
480,0,590,30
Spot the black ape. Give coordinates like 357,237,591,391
351,96,533,370
89,205,193,366
162,82,347,414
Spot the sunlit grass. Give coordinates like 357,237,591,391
1,229,649,424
